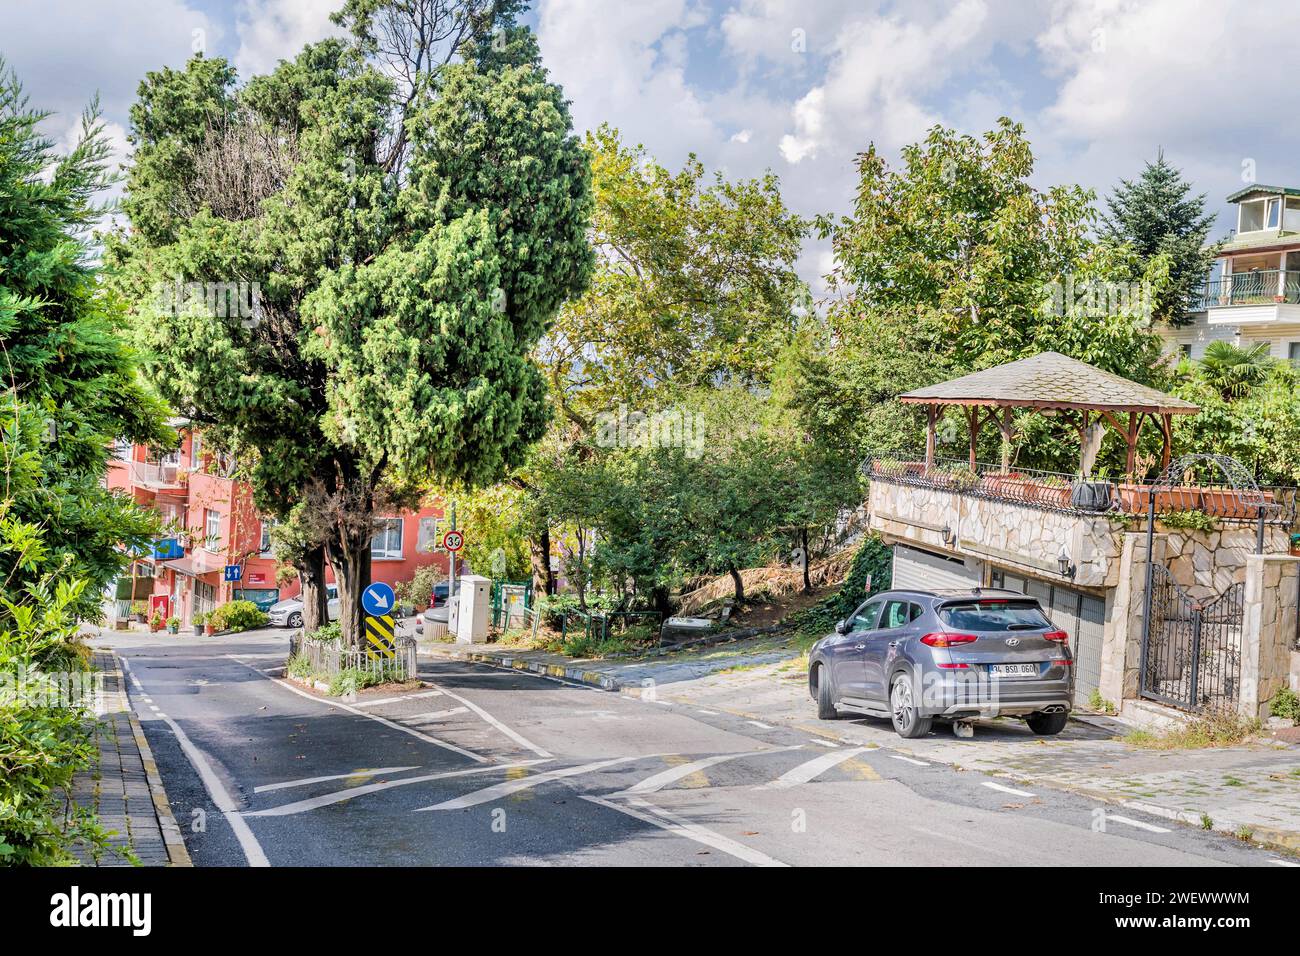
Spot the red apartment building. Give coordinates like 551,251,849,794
106,426,452,626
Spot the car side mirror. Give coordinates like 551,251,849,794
835,619,850,635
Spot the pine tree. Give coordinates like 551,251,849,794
1103,149,1219,327
0,60,171,623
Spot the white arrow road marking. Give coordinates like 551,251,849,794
245,761,548,817
617,747,802,796
253,767,419,794
120,658,268,867
768,747,869,790
889,754,928,766
1105,814,1171,834
227,656,488,764
415,756,642,811
582,794,787,868
353,689,445,708
423,680,553,758
982,781,1036,798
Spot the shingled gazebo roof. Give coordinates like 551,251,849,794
898,352,1199,478
898,352,1198,416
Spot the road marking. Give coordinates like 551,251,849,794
406,707,469,722
416,756,642,811
1105,814,1171,834
354,689,444,707
618,748,800,796
226,656,489,764
253,767,419,794
582,795,788,868
889,754,928,766
768,748,871,789
245,761,548,817
810,739,839,747
695,709,719,716
745,720,774,730
120,658,269,867
983,781,1036,798
651,700,672,706
422,680,553,758
1269,859,1300,867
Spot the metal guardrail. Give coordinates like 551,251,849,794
293,635,416,681
866,454,1296,526
1191,269,1300,310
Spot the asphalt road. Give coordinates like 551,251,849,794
104,629,1290,867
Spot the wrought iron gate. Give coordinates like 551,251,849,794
1139,565,1244,712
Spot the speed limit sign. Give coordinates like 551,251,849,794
442,529,464,552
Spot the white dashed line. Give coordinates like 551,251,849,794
354,689,445,708
406,707,469,722
769,748,869,790
810,739,839,748
982,781,1036,798
745,720,774,730
618,748,800,796
889,754,928,767
1105,814,1171,833
695,709,719,716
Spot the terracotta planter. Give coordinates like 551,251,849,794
204,624,215,636
979,473,1026,497
1200,488,1274,519
1116,484,1193,514
1022,480,1071,508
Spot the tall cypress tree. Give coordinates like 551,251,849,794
0,60,170,622
1103,149,1219,327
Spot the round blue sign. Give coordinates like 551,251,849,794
361,582,396,616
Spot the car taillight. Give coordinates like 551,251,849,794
1044,630,1069,643
920,632,978,648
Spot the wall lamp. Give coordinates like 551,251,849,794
1057,549,1077,580
940,524,954,544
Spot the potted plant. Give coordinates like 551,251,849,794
131,600,147,623
1199,487,1275,519
1070,478,1113,511
204,610,218,636
149,609,165,632
192,612,207,636
980,471,1025,497
166,615,180,634
1022,474,1072,508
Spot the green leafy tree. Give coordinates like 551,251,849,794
0,62,169,623
1103,150,1219,327
111,6,592,645
1196,341,1274,400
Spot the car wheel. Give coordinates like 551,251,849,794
890,674,933,739
1026,711,1069,735
287,612,303,629
813,664,838,720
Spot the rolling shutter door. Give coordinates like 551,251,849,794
891,545,981,592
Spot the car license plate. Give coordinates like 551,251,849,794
989,663,1039,678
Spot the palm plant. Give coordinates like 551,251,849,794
1198,341,1274,399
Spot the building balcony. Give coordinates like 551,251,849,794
127,460,188,492
1191,270,1300,324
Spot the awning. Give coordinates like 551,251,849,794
158,557,200,578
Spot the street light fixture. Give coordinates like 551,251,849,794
1057,549,1076,579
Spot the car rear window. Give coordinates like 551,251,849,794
939,600,1051,632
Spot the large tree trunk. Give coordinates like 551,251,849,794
800,527,812,594
528,526,555,596
296,544,329,634
327,512,374,650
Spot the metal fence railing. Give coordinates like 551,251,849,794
292,635,417,682
866,454,1297,526
1191,270,1300,310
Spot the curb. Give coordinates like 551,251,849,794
111,651,192,867
434,646,623,690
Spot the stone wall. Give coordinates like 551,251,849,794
1160,526,1291,601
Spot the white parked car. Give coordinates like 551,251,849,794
268,584,340,629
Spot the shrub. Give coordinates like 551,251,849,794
306,621,342,644
327,667,396,697
285,654,314,679
207,600,269,633
1270,687,1300,724
395,564,443,612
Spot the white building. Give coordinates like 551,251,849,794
1162,185,1300,362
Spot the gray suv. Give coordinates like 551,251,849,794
808,588,1073,738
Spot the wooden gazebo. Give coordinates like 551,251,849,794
898,352,1199,479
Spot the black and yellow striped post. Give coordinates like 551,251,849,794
365,613,396,660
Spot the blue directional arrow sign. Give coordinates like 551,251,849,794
361,582,396,617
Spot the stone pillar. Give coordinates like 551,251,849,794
1239,554,1300,719
1100,531,1163,706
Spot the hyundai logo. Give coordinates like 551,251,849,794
1004,638,1020,647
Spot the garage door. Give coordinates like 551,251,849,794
992,570,1105,708
892,545,981,592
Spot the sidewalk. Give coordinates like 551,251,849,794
425,637,1300,855
68,650,190,866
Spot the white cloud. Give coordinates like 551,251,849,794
234,0,344,77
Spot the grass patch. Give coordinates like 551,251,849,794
1200,813,1214,830
1222,776,1245,787
1122,712,1260,750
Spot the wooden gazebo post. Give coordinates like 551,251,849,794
925,405,937,471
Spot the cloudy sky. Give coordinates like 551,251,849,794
4,0,1299,287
